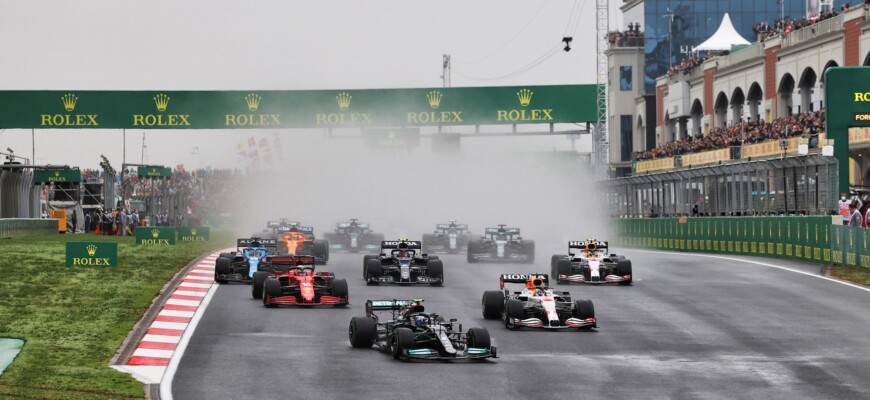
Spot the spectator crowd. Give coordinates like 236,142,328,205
67,167,245,235
667,54,710,77
636,110,825,161
752,4,856,42
608,23,644,47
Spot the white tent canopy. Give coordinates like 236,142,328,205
694,13,751,52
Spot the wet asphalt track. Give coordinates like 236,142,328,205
172,250,870,400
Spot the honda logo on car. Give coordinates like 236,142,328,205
384,241,421,246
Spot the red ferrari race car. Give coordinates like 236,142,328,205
251,255,349,307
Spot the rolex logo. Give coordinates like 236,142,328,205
245,93,261,111
151,229,160,238
190,228,197,236
154,94,170,112
61,93,78,112
427,91,443,109
87,244,97,256
336,92,352,111
517,89,533,107
54,171,61,177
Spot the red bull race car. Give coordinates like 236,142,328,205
481,274,596,330
550,240,632,285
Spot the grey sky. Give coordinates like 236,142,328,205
0,0,622,169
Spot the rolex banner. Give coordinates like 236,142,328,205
136,226,177,245
66,242,118,266
33,168,81,184
178,226,210,242
0,85,599,129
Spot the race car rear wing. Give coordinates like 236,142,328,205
485,227,519,235
380,240,422,250
365,299,423,317
568,240,608,253
436,223,468,231
237,238,278,252
277,225,314,233
499,273,549,290
269,254,316,267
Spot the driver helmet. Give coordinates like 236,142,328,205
413,315,428,327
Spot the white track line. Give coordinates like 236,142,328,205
160,282,218,400
630,249,870,293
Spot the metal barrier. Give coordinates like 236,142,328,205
0,169,36,218
0,218,56,238
614,216,838,264
606,155,838,218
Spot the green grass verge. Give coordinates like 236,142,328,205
830,264,870,287
0,232,232,399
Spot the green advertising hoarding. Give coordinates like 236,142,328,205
178,226,210,242
66,242,118,266
825,67,870,194
0,85,599,129
615,216,837,264
32,168,81,183
137,166,172,179
136,226,177,245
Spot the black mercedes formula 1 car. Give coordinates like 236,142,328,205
363,239,443,285
550,240,632,285
323,219,384,253
349,299,497,361
467,225,534,263
422,220,471,254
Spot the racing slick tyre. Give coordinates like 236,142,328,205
556,259,572,284
573,299,595,328
314,240,329,263
503,299,524,329
219,252,234,260
251,271,270,299
482,290,505,319
332,278,349,305
215,257,231,284
366,259,383,284
550,254,562,275
522,240,535,264
422,233,436,254
616,260,633,286
466,240,480,263
264,278,281,307
363,255,378,279
427,259,444,286
391,327,415,360
467,327,491,350
349,317,377,348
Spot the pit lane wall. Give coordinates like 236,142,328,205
614,216,841,265
0,218,56,239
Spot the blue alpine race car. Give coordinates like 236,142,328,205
214,238,279,284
